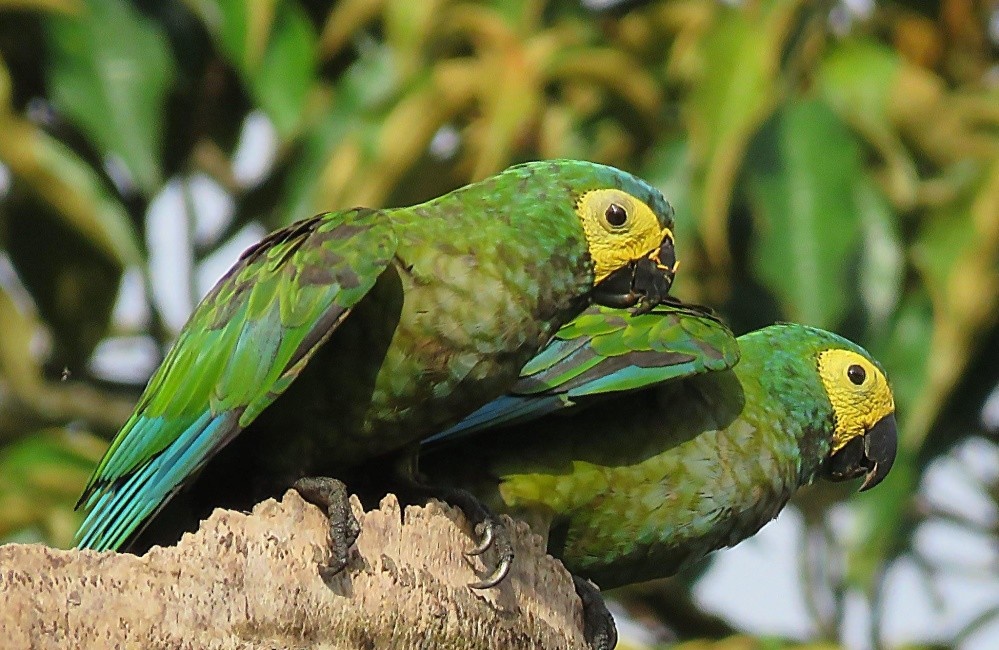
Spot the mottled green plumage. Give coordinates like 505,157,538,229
77,160,677,551
422,323,896,588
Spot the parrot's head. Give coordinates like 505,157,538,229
815,344,898,492
518,160,678,312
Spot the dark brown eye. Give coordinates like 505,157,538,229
605,203,628,227
847,364,866,385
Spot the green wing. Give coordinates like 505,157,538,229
76,209,397,550
426,300,739,442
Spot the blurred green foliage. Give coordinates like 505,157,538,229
0,0,996,647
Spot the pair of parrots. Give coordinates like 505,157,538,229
74,160,897,648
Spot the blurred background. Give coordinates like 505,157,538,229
0,0,996,648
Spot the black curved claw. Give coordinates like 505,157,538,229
468,517,513,589
293,476,360,580
469,557,512,590
465,520,495,557
572,575,618,650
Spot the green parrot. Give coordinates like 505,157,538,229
420,319,897,647
75,160,680,583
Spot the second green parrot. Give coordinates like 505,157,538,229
420,317,897,645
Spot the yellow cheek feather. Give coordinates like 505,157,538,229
575,189,674,283
818,349,895,452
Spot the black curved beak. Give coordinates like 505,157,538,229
591,233,677,313
823,413,898,491
859,414,898,491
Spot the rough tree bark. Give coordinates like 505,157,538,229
0,491,588,649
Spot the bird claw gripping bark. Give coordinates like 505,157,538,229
466,516,513,589
433,487,514,589
572,575,618,650
292,476,360,580
396,482,514,588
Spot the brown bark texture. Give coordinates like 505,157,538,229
0,491,588,649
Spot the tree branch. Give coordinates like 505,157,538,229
0,491,588,649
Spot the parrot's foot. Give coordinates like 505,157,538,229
436,486,513,589
293,476,360,580
466,515,513,590
397,483,513,588
572,575,617,650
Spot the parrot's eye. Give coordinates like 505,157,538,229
847,364,867,385
604,203,628,227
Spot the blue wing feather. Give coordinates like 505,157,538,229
78,411,238,551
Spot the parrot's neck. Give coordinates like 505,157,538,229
734,330,836,489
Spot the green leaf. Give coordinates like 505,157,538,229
0,281,44,399
681,1,804,265
0,0,80,13
745,98,863,329
817,39,900,139
279,40,402,224
0,50,141,266
4,189,123,368
904,163,999,451
0,428,106,548
45,0,176,196
36,135,142,266
642,138,697,259
847,164,999,591
856,179,904,331
817,38,918,208
187,0,316,139
0,55,140,266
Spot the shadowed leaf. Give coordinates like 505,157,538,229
45,0,176,195
746,99,863,330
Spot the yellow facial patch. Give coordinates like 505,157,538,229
817,349,895,452
574,189,674,283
